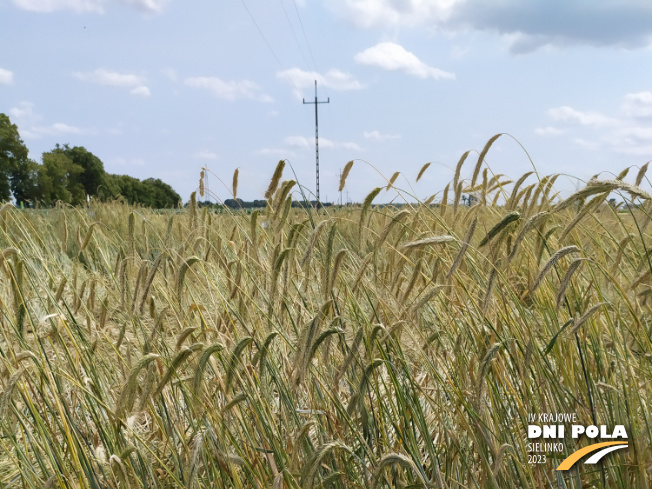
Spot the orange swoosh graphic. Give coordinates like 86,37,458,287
556,441,628,470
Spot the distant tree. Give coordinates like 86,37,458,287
10,159,39,207
0,113,29,201
141,178,181,208
38,151,83,205
105,175,180,208
108,174,142,204
54,144,107,198
253,200,268,208
0,116,181,208
224,198,244,209
99,173,121,200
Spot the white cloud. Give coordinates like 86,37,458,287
355,42,455,80
621,91,652,119
9,102,40,138
277,68,364,99
194,151,219,160
331,1,652,54
609,126,652,155
17,121,95,139
617,126,652,141
27,122,93,138
50,123,83,134
284,136,311,148
9,102,94,139
0,68,14,85
11,0,104,13
35,122,89,136
534,126,564,136
74,68,145,87
544,96,652,157
9,102,36,122
74,69,151,96
283,135,361,151
121,0,169,13
455,1,652,53
316,137,362,151
547,106,616,127
185,76,272,102
328,0,458,28
326,139,362,151
363,130,401,141
130,86,151,97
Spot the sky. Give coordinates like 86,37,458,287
2,0,652,204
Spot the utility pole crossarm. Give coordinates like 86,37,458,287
302,98,330,104
302,80,329,203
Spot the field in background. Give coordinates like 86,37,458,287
0,142,651,488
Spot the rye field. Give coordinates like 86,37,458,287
0,146,651,488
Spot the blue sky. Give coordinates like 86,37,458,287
2,0,652,203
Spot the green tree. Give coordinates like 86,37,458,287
104,175,180,208
142,178,181,208
10,158,40,207
54,144,107,199
0,113,29,202
108,174,143,204
38,151,83,205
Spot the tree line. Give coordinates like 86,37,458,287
0,113,181,208
197,199,332,209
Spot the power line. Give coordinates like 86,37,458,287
237,0,311,98
239,0,286,71
290,0,332,118
292,0,319,74
279,0,311,70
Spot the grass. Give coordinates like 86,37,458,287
0,141,650,488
